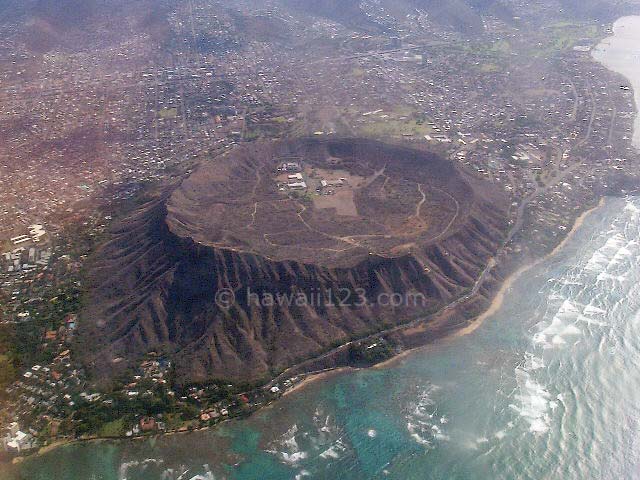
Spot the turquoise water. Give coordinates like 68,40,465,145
4,196,640,479
3,16,640,480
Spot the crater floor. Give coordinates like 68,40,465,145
167,138,474,267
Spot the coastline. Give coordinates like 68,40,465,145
3,198,608,465
2,4,640,475
281,367,352,397
373,197,605,368
592,15,640,150
451,197,605,339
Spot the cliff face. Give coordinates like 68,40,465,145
79,138,508,385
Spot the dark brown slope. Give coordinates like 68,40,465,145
2,0,172,54
78,138,509,386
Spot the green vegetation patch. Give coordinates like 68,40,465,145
0,353,16,390
355,107,434,139
478,62,502,73
158,107,178,119
98,418,126,437
535,22,601,56
358,118,432,138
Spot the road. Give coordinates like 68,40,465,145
310,42,446,66
265,146,589,391
267,68,605,390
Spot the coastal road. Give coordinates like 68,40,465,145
267,73,603,391
266,149,588,392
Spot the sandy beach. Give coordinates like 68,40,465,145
282,367,352,397
4,199,608,465
374,198,606,368
453,197,605,338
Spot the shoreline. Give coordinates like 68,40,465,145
372,197,605,368
269,197,607,383
281,367,352,397
451,197,605,339
592,15,640,150
4,197,608,465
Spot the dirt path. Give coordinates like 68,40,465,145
428,188,460,243
415,183,426,219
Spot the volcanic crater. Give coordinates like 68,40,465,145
168,138,469,267
80,138,509,384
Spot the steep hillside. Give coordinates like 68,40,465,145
1,0,172,53
78,138,509,385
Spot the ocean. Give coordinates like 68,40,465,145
4,195,640,480
592,16,640,149
3,16,640,480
